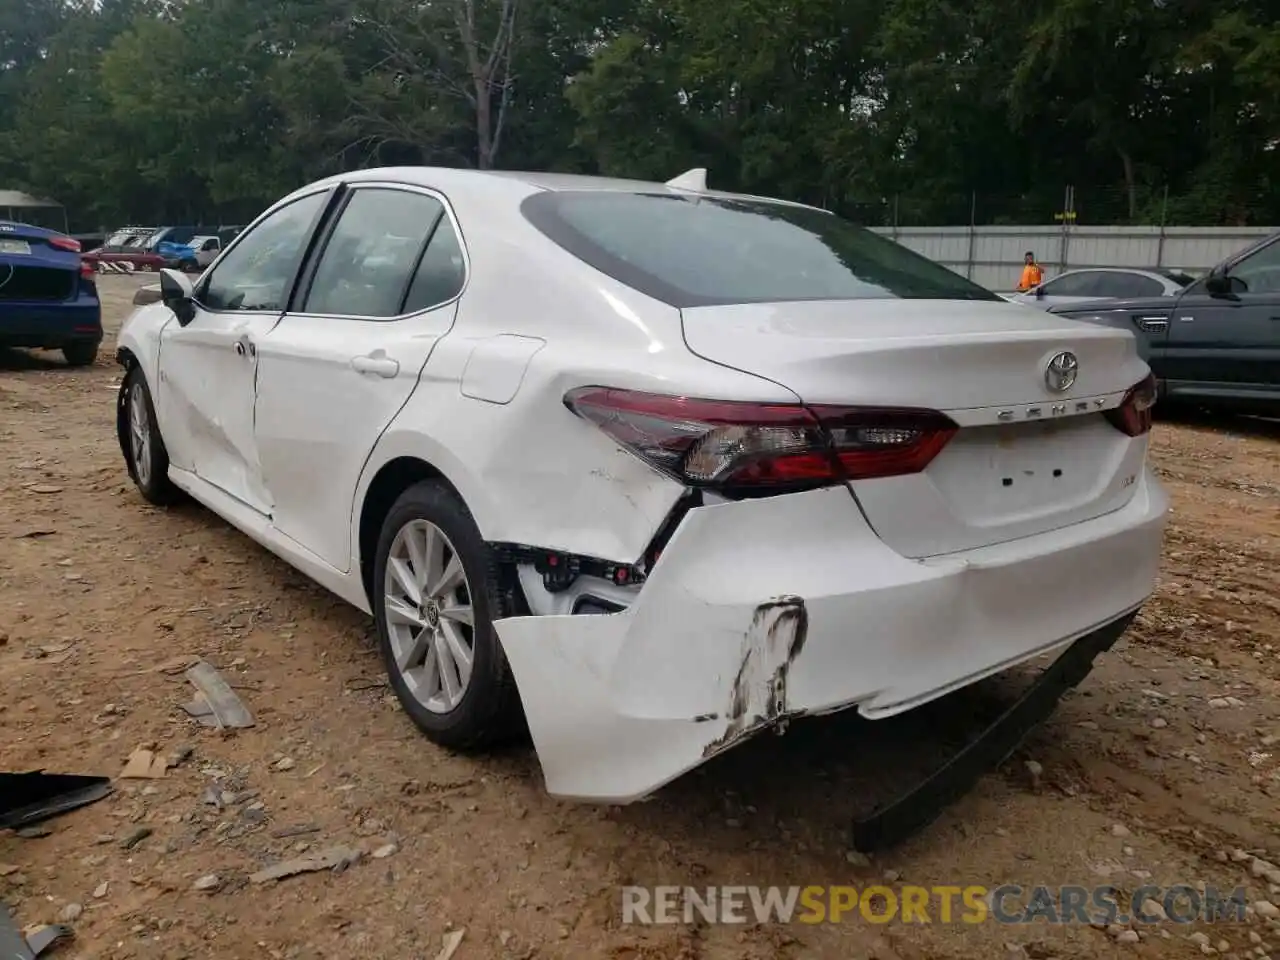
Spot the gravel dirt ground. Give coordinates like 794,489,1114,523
2,274,1279,960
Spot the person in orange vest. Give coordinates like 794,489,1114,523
1017,251,1044,291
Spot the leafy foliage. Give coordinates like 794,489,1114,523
0,0,1276,228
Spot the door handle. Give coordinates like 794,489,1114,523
233,339,256,358
234,341,246,356
351,353,400,378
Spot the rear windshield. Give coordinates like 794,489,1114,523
520,191,1000,308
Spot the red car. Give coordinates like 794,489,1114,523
81,227,166,273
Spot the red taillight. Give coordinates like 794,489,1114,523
1104,373,1157,437
49,235,81,253
79,258,94,279
563,387,957,492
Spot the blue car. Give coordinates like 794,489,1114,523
0,220,103,367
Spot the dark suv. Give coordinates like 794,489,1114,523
1050,232,1280,415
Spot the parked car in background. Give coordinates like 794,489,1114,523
157,236,220,272
1050,231,1280,415
184,236,221,271
0,220,103,366
147,226,201,249
104,226,158,247
113,167,1165,818
83,226,166,272
1006,267,1195,310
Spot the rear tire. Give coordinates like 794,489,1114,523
62,342,99,367
121,366,181,505
373,480,523,750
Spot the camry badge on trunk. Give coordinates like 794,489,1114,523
1044,351,1079,392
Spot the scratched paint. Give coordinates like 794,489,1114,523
703,596,808,758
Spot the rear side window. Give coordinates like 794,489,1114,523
402,216,466,313
1093,273,1163,298
521,192,999,308
1042,272,1102,297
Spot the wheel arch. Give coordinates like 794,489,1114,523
115,345,140,369
356,455,471,608
115,358,145,484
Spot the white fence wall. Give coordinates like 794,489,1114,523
868,224,1276,291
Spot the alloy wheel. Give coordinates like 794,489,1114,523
129,382,152,488
382,519,476,714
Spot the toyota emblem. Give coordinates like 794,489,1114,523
1044,351,1079,392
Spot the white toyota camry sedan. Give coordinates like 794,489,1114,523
114,166,1167,829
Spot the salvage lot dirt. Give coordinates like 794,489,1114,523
2,274,1279,960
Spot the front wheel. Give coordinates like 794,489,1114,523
120,367,181,505
372,481,523,750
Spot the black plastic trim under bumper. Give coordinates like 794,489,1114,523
851,610,1137,852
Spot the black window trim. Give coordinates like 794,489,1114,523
191,183,342,316
520,190,1001,308
288,181,470,323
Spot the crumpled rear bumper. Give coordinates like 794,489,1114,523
495,470,1168,803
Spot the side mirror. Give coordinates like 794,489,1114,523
159,268,196,325
1203,271,1244,298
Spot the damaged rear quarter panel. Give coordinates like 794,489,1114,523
359,340,688,565
359,254,802,565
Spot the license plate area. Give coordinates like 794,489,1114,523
0,239,31,255
992,421,1075,490
928,415,1118,523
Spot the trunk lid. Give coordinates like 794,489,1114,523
0,224,80,302
681,298,1152,558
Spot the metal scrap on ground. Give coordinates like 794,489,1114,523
182,660,254,728
249,845,361,883
435,929,466,960
0,773,112,831
0,902,73,958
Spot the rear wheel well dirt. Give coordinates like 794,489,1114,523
358,457,460,604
